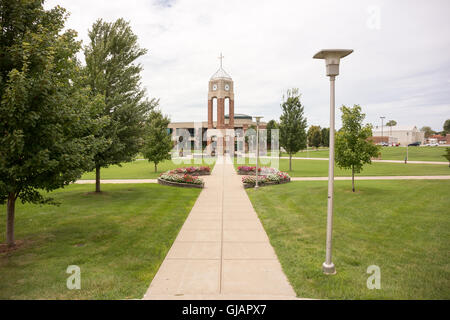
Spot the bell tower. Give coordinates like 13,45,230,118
208,53,234,129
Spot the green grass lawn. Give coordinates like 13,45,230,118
279,146,448,162
235,158,450,177
0,184,201,299
81,158,216,180
247,180,450,299
378,146,448,161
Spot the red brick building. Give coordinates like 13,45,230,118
168,56,266,154
427,134,449,144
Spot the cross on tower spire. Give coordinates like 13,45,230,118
218,52,224,68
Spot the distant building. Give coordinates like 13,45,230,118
427,134,448,145
371,125,425,146
370,136,389,145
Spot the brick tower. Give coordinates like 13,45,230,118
207,54,234,155
208,53,234,129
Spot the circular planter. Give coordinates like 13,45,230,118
237,169,277,176
238,170,256,175
169,170,211,176
243,178,291,189
158,178,204,189
187,171,211,176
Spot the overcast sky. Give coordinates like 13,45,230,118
45,0,450,131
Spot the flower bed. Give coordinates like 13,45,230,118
158,171,204,188
240,169,291,188
237,166,280,175
166,166,211,176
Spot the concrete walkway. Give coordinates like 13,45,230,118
291,175,450,181
143,157,297,300
136,156,448,165
245,155,448,165
284,157,448,165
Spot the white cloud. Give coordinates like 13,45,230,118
45,0,450,131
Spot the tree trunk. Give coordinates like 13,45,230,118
352,165,355,192
6,192,16,247
154,162,157,173
95,165,101,193
289,154,292,171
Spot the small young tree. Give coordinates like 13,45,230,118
279,89,307,171
266,119,278,149
0,1,105,247
307,125,322,149
245,124,257,145
84,18,155,192
321,127,330,147
142,108,172,172
335,105,380,192
443,148,450,168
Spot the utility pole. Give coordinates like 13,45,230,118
380,116,385,145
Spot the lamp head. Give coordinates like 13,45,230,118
254,116,263,125
313,49,353,77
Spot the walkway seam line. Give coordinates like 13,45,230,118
219,161,225,294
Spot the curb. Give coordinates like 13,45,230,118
243,179,291,189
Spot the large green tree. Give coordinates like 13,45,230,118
321,127,330,147
335,105,380,192
307,125,322,149
443,119,450,134
142,108,172,172
443,148,450,167
279,89,307,171
84,18,154,192
0,0,105,246
420,126,435,139
443,148,450,168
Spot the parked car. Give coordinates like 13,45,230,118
425,142,439,147
408,142,421,146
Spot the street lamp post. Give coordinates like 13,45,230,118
313,49,353,275
254,116,263,189
406,132,409,163
380,116,385,145
307,138,309,158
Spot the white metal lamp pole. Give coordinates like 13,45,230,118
313,49,353,275
406,132,409,163
254,116,263,189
